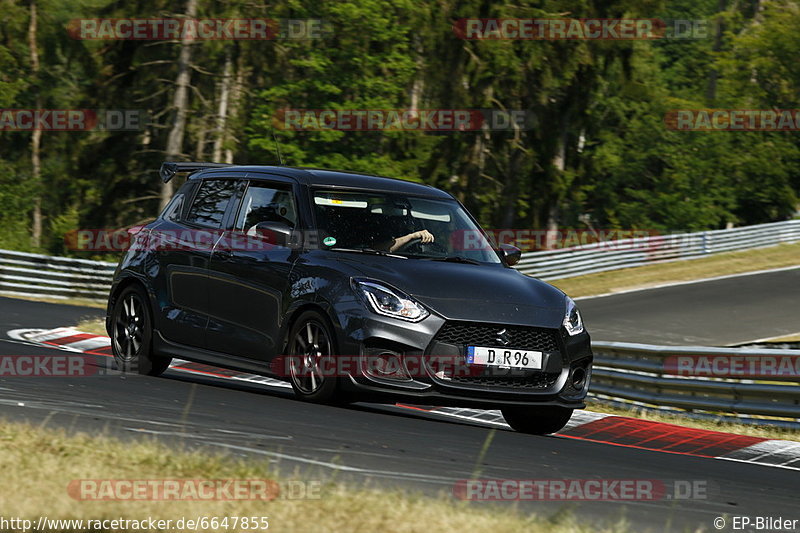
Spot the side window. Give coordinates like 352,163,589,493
159,181,196,222
185,179,237,228
161,194,185,222
235,183,298,232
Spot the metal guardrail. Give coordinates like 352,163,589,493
516,219,800,280
2,219,798,298
0,249,116,301
590,341,800,426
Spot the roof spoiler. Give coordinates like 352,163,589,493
159,161,234,183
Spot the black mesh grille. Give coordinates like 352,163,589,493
433,321,559,352
447,373,558,389
427,321,562,391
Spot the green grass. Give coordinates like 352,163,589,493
551,242,800,298
76,316,107,335
0,420,626,533
0,292,106,309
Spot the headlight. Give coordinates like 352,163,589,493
352,279,429,322
563,297,584,336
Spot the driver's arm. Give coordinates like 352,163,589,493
389,229,434,252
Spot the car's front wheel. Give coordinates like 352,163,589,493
501,406,573,434
111,285,171,376
287,311,342,403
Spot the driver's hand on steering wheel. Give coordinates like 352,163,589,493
410,229,434,243
389,229,435,252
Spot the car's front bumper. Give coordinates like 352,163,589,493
331,306,592,409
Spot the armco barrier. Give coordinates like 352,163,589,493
2,219,798,297
589,341,800,425
0,249,116,301
515,219,800,280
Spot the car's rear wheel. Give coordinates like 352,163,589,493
501,406,573,435
287,311,341,403
111,285,171,376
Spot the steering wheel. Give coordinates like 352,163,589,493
395,237,448,254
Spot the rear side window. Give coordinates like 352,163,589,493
159,181,196,222
161,194,185,222
185,179,237,228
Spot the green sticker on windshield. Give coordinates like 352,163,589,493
323,236,337,246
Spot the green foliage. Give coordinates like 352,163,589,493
0,162,34,251
0,0,798,256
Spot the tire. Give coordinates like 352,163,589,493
501,406,573,435
110,285,172,376
286,310,342,403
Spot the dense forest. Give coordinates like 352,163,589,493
0,0,798,257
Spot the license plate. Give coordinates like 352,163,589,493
466,346,543,370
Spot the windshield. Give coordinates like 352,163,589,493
311,189,502,264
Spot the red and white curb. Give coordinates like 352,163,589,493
6,327,291,389
7,327,800,472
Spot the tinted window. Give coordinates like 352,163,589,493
312,189,502,264
235,184,298,231
161,194,185,222
185,179,237,228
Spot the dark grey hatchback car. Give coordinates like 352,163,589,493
107,162,592,434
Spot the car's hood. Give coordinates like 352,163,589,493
339,254,567,328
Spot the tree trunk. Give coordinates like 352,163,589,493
546,120,569,249
195,126,206,160
409,37,424,112
30,121,41,248
212,52,232,162
28,0,42,248
162,0,198,209
224,54,245,164
500,148,522,228
706,0,725,102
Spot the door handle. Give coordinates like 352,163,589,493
215,250,233,261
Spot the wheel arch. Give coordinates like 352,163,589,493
106,275,155,336
280,302,342,355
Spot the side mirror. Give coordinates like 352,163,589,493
499,243,522,266
251,221,295,248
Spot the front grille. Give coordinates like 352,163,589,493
448,373,559,389
426,321,562,391
433,321,559,352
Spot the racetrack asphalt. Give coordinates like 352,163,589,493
577,267,800,346
1,294,798,532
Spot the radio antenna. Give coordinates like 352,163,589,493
271,125,285,166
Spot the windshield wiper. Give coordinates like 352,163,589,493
328,247,407,259
425,256,481,265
